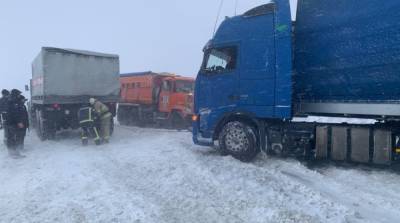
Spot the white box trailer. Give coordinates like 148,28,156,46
31,47,120,104
30,47,120,140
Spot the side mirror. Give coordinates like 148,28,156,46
25,85,29,92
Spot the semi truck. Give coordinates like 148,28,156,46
118,71,194,128
31,47,120,140
192,0,400,165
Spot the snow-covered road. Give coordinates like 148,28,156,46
0,125,399,223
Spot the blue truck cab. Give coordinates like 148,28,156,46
193,0,400,164
194,1,292,141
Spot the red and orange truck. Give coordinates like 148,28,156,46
118,71,194,129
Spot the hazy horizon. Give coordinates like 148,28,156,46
0,0,297,92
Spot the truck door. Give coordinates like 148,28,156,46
121,82,128,101
238,8,276,117
195,45,240,132
159,80,172,112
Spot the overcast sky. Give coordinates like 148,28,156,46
0,0,297,91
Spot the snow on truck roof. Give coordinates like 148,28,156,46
42,47,119,58
120,72,193,81
120,71,156,77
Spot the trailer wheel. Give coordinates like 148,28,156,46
110,117,114,136
218,121,259,162
117,107,125,125
35,110,55,141
117,106,130,126
36,110,46,141
170,112,186,130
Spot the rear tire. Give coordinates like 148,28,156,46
117,106,124,125
218,121,259,162
170,112,186,130
110,117,114,136
36,110,55,141
36,110,45,141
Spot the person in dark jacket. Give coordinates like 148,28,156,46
0,89,10,129
5,89,29,157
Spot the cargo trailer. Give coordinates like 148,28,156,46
31,47,120,140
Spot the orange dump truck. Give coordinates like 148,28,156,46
118,71,195,128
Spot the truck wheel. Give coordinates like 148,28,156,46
110,117,114,136
218,121,259,162
36,110,46,141
117,107,124,125
118,106,129,126
170,112,186,130
36,110,55,141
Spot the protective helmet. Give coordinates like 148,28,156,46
89,98,96,105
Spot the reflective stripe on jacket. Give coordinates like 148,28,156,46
78,107,95,124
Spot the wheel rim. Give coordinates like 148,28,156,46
225,124,250,153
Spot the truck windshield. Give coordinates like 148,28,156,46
202,47,237,74
175,81,194,93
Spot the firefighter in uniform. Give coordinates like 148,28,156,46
78,106,101,145
89,98,112,143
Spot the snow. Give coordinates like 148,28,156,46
293,116,376,124
0,125,399,223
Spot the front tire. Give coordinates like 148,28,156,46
218,121,259,162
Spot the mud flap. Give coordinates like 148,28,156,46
315,126,328,159
351,128,370,163
373,130,392,165
331,127,348,161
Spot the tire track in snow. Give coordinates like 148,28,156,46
1,127,400,222
97,127,352,223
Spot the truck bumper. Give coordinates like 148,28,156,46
192,118,214,147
